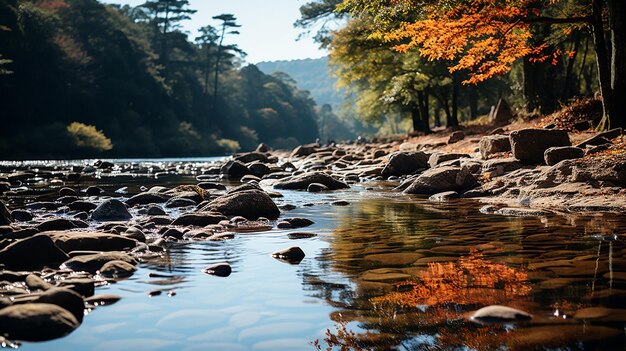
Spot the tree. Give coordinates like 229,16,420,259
212,14,241,112
137,0,196,64
339,0,625,129
195,25,219,95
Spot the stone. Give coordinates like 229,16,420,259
56,278,94,297
99,260,137,278
482,158,523,174
25,274,53,291
274,172,349,191
256,143,271,153
164,197,197,208
479,135,511,159
290,143,319,158
470,305,532,323
10,209,32,222
428,191,459,202
126,192,170,207
573,307,626,322
62,252,137,273
220,160,251,178
381,152,429,177
544,146,584,166
204,190,280,220
91,199,132,221
491,98,514,123
35,287,85,322
85,294,121,306
172,212,227,226
147,205,166,216
495,208,550,217
576,128,623,148
162,228,184,239
307,183,328,192
287,232,317,239
47,231,137,253
37,218,88,232
0,201,12,225
234,152,269,164
197,182,227,191
67,201,98,212
404,166,478,195
0,235,69,270
248,163,271,178
509,129,571,164
447,131,465,144
428,153,471,168
0,303,80,341
85,186,104,196
59,187,77,197
272,246,305,264
282,217,314,229
123,227,146,242
202,263,232,277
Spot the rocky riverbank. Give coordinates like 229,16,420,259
0,122,625,344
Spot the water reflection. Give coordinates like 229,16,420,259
310,196,626,350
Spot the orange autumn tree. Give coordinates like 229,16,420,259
339,0,625,129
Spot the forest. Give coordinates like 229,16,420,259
297,0,624,135
0,0,322,159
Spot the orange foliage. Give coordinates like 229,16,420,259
371,249,531,308
378,0,573,84
34,0,70,11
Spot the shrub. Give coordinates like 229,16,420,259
66,122,113,151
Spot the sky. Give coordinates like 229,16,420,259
99,0,327,63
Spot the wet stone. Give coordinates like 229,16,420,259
91,199,132,221
470,305,532,323
272,246,306,264
0,303,80,342
99,260,137,278
202,263,232,277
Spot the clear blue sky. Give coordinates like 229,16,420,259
99,0,327,63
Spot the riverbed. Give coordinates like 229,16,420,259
1,159,625,350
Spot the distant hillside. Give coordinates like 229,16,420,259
256,57,345,110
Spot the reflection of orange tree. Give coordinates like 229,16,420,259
371,249,531,308
314,250,532,350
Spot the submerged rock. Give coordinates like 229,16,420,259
272,246,305,264
0,303,80,341
202,263,232,277
428,191,459,202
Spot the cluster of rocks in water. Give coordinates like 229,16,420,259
0,127,624,343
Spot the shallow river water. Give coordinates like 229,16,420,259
3,159,626,350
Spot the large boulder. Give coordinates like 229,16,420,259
234,152,269,164
381,152,429,177
91,199,132,221
274,172,349,191
544,146,585,166
479,135,511,159
509,129,571,164
0,235,69,270
35,288,85,323
46,231,137,253
203,190,280,220
0,303,80,341
404,166,478,195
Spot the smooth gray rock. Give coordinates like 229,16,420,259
274,172,349,191
470,305,532,323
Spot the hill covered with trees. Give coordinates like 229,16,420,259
0,0,321,159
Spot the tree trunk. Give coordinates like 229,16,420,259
592,0,614,129
434,103,441,127
562,32,580,100
469,87,478,120
448,75,459,127
410,104,421,133
418,90,431,133
607,0,625,128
